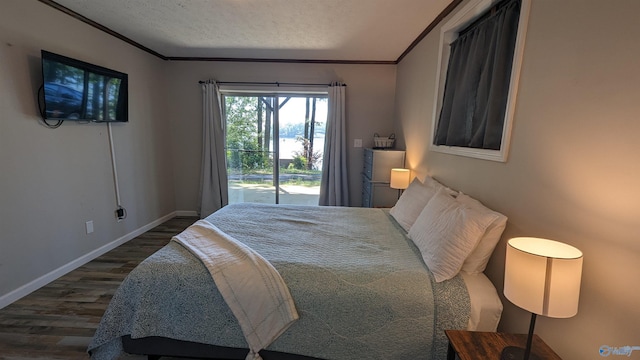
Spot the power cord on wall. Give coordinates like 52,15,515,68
108,122,127,222
37,84,64,129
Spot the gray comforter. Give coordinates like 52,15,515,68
88,203,470,359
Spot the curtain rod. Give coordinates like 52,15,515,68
459,0,518,38
198,80,346,87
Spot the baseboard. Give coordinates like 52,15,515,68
0,211,178,310
175,210,199,217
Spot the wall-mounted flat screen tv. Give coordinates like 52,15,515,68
41,50,128,122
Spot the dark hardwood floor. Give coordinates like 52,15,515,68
0,216,197,360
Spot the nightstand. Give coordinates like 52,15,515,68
445,330,562,360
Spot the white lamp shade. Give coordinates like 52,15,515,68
390,168,410,189
504,237,583,318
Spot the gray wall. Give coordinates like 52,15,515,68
0,0,398,304
394,0,640,358
165,61,397,211
0,0,176,303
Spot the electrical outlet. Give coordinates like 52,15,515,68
354,138,362,148
85,220,94,234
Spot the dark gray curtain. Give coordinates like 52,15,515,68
434,0,521,150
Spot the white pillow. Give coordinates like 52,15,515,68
390,177,456,231
408,189,499,282
458,193,508,274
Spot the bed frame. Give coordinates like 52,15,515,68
122,335,322,360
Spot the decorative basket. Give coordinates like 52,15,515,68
373,133,395,149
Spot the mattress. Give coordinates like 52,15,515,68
88,203,500,359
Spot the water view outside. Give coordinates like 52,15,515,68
225,95,327,205
278,136,325,168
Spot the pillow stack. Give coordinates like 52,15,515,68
389,177,457,231
389,177,507,282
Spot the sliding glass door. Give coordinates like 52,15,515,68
223,94,327,205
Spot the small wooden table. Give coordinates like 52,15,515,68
445,330,562,360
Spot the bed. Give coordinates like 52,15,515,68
88,177,505,360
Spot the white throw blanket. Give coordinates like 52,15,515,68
172,219,299,360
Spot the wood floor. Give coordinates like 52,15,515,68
0,216,197,360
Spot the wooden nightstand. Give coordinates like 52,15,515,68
445,330,562,360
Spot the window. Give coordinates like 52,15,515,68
222,92,328,205
431,0,530,162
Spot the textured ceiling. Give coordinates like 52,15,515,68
48,0,454,62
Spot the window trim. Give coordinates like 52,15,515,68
220,92,328,205
429,0,531,162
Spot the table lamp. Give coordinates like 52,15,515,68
502,237,583,360
390,168,410,197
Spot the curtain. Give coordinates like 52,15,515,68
199,80,228,218
319,82,349,206
434,0,521,150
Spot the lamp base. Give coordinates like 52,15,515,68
500,346,541,360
